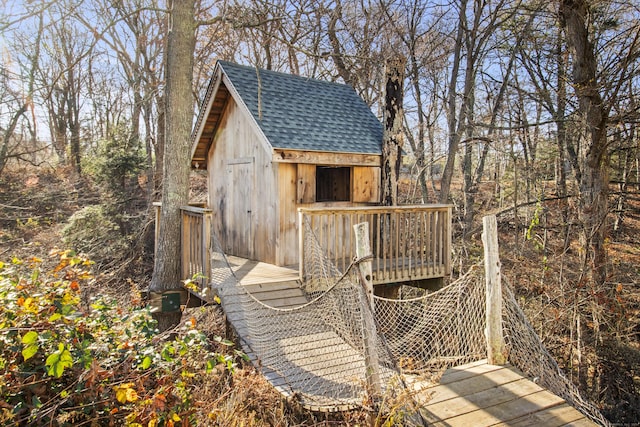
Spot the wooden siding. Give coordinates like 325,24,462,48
208,98,279,264
278,164,382,266
296,164,316,204
352,166,380,203
277,163,298,266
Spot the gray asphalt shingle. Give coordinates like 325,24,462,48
218,61,383,155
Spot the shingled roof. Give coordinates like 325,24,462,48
191,61,383,168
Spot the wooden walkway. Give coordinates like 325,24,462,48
213,258,598,422
220,277,384,411
410,360,597,426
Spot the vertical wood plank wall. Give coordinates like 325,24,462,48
207,98,278,265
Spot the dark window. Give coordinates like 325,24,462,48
316,166,351,202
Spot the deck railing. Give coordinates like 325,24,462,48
154,204,213,291
180,206,213,289
298,205,452,285
156,203,451,290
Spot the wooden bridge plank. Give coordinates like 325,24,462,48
492,403,587,427
415,362,597,427
421,378,545,422
427,390,565,427
275,333,353,356
437,361,503,385
562,418,600,426
243,282,302,293
415,366,527,406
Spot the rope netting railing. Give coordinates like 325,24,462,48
207,217,609,424
502,282,611,426
209,219,395,411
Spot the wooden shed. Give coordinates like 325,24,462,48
190,60,385,267
162,60,452,295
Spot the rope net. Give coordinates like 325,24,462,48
208,218,608,424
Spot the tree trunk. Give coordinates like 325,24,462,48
155,92,166,195
554,24,570,238
381,57,406,206
439,0,466,203
150,0,196,332
561,0,609,286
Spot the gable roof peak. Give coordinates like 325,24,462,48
217,60,383,155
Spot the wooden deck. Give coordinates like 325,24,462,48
220,255,442,290
410,360,597,426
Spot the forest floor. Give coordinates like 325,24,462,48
1,166,638,425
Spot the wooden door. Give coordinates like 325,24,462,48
226,158,254,259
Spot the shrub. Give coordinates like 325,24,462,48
62,205,129,265
0,249,240,426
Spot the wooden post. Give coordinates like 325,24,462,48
482,215,507,365
298,209,304,282
354,222,382,397
153,202,162,257
181,209,189,281
202,210,212,292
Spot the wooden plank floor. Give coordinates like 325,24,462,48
221,255,446,287
411,360,598,426
222,255,300,285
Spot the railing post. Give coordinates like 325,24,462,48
482,215,507,365
354,222,382,398
202,210,212,292
153,202,162,257
181,209,189,281
298,209,304,282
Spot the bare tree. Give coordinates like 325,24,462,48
149,0,197,331
0,10,43,176
28,1,95,177
560,0,640,284
438,0,520,239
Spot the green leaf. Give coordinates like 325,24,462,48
139,356,152,370
21,331,38,345
31,268,40,282
21,332,39,361
22,344,38,361
214,336,234,346
32,395,42,408
206,359,215,373
45,344,73,378
235,349,250,362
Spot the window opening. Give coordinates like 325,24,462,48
316,166,351,202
